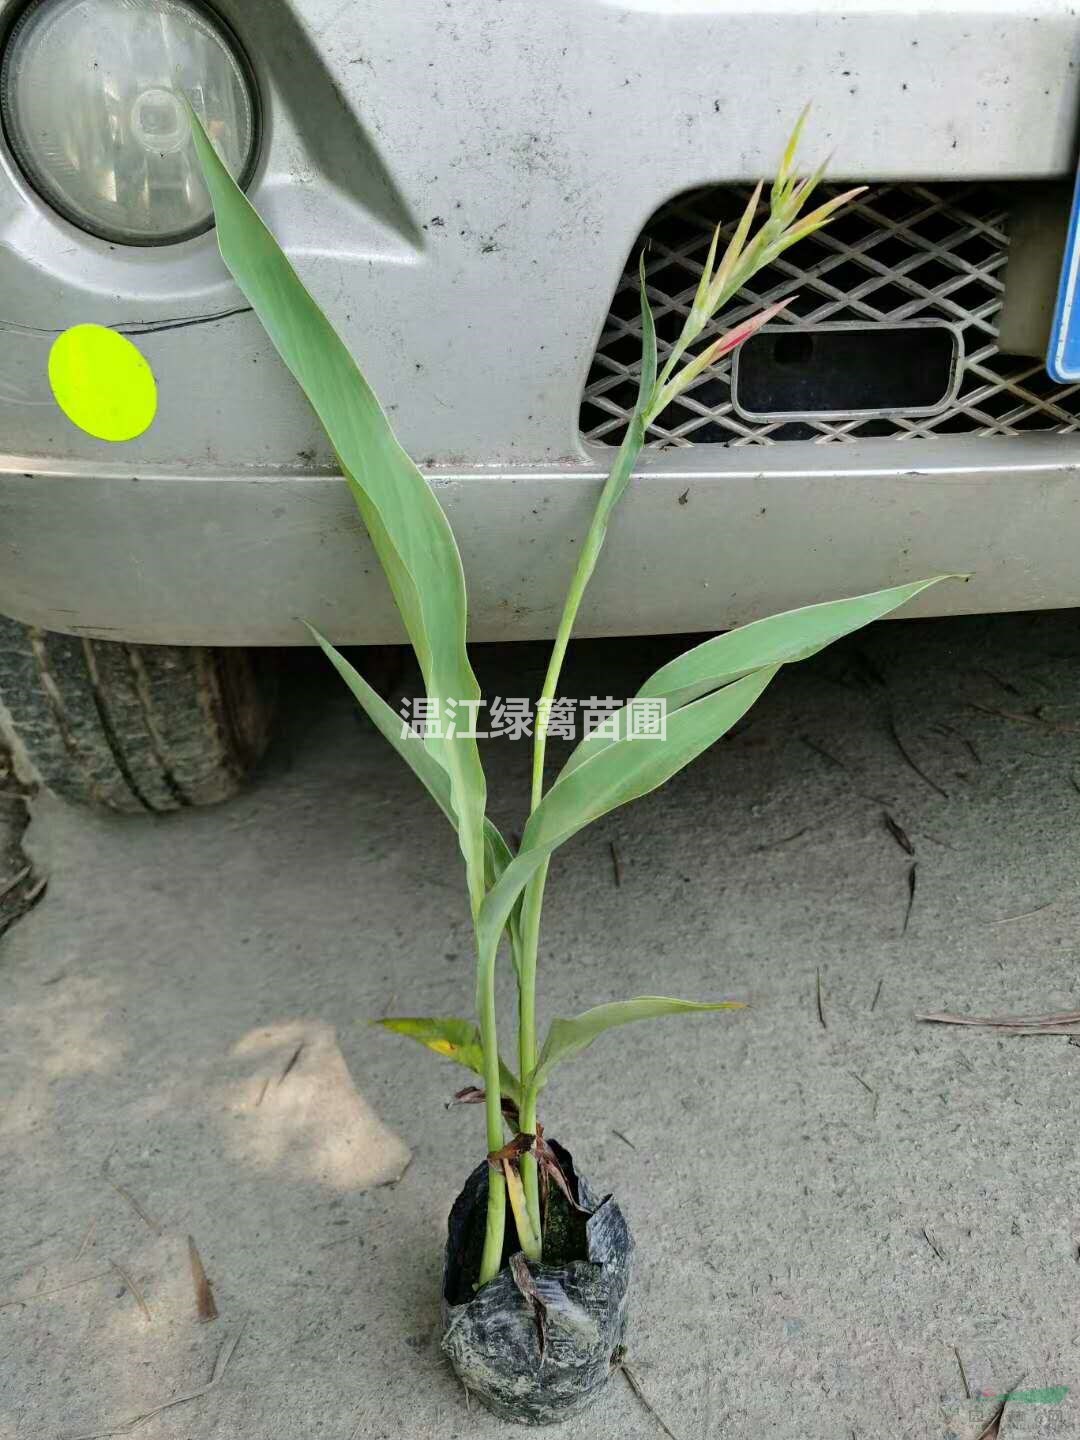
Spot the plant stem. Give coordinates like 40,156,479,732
518,423,650,1248
530,425,647,805
476,928,507,1286
479,1166,507,1288
465,789,506,1285
516,877,545,1242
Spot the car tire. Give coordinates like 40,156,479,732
0,618,276,813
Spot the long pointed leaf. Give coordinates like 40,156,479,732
637,576,961,707
773,186,868,250
188,111,488,906
636,251,658,410
639,576,961,705
477,667,778,959
560,576,959,779
708,178,764,312
783,154,830,223
689,222,721,327
532,996,744,1091
308,623,455,819
307,625,519,931
773,103,810,204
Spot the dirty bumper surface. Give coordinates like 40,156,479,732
2,613,1080,1440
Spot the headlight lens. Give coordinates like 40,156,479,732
0,0,258,245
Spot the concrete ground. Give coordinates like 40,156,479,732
3,612,1080,1440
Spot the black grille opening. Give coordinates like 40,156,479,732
580,181,1080,447
733,323,958,418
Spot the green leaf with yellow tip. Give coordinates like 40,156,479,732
689,221,721,328
773,102,811,205
376,1017,522,1107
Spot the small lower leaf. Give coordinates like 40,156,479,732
377,1017,521,1106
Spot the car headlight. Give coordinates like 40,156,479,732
0,0,259,245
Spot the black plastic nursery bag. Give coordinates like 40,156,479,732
441,1142,633,1425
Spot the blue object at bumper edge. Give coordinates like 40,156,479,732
1047,163,1080,382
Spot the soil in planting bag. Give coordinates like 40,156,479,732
441,1141,633,1424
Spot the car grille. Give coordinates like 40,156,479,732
580,181,1080,447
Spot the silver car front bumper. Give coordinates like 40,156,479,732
1,436,1076,644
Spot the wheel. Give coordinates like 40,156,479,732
0,618,276,813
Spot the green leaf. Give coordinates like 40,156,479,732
477,666,778,959
531,996,745,1091
377,1017,521,1107
188,109,488,909
307,623,453,815
689,222,721,329
573,256,657,546
636,251,658,413
637,576,961,708
782,154,829,225
707,178,764,314
773,103,810,205
560,576,960,779
305,625,518,920
777,186,868,248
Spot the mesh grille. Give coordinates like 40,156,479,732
580,182,1080,447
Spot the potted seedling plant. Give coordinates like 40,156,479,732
190,112,958,1424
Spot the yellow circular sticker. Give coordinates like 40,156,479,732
48,324,157,442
